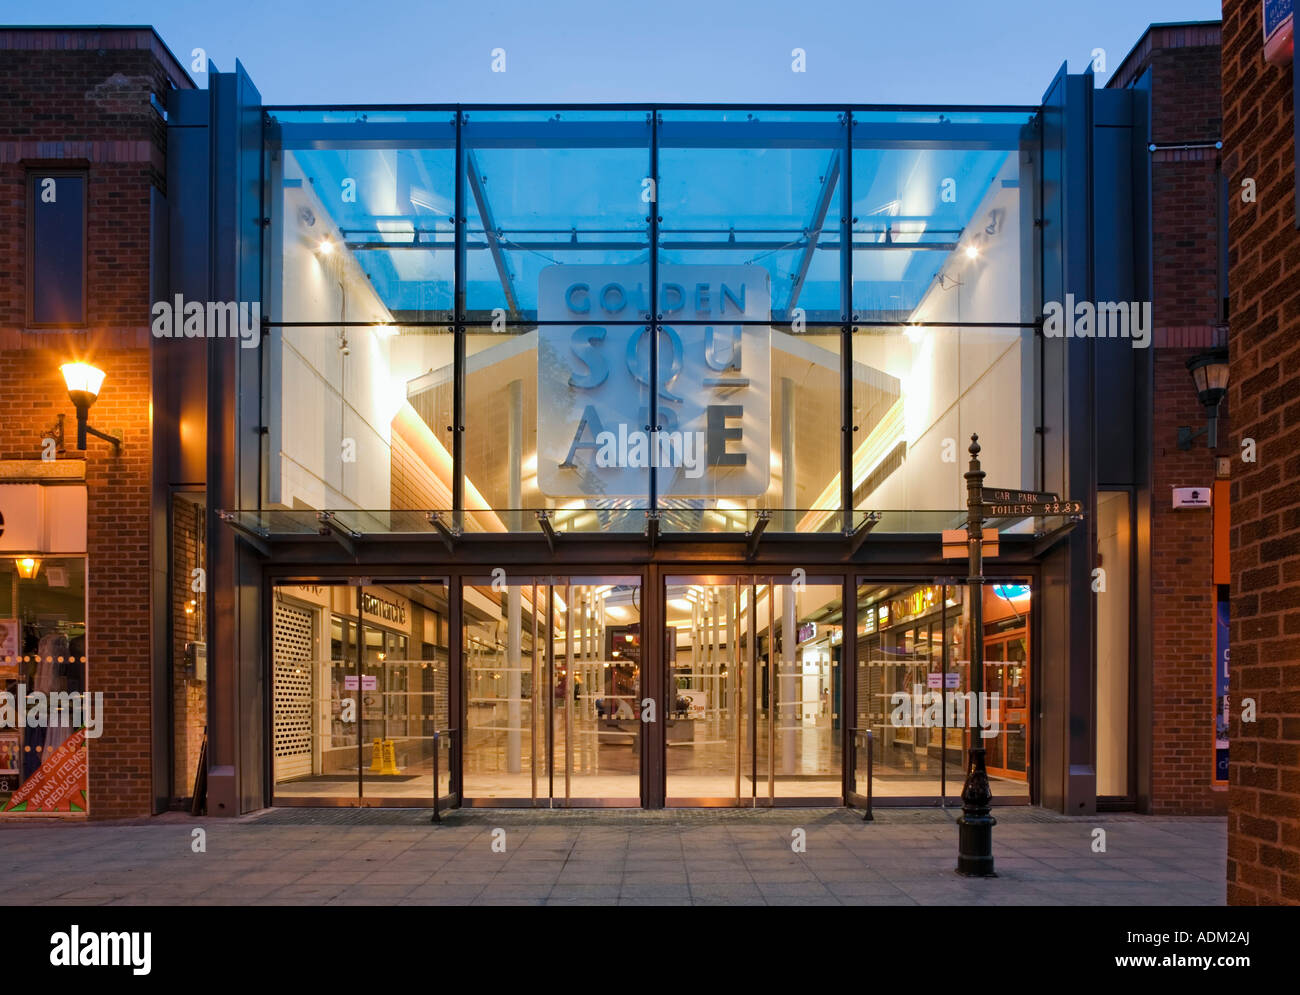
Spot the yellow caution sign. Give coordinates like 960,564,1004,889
380,738,401,775
369,738,384,772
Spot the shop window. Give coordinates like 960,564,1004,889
171,493,207,802
855,579,1031,800
27,171,87,326
0,557,89,814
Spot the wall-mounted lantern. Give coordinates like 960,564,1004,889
60,362,122,452
1177,349,1230,450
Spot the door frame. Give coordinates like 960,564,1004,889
458,572,647,808
658,570,851,808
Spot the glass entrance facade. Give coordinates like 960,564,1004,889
854,579,1032,802
271,580,450,806
664,576,843,804
186,77,1145,816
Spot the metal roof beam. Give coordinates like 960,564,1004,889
788,152,841,316
465,148,521,317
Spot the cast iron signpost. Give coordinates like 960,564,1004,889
956,435,997,877
955,434,1086,877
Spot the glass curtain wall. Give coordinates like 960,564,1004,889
262,107,1038,533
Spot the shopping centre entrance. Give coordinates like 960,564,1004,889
267,568,1034,810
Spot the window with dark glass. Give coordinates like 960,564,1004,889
27,171,87,326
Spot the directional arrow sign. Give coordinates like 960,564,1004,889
983,499,1085,517
983,487,1059,505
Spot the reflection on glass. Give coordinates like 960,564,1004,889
171,492,206,801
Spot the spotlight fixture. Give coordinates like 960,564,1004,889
60,362,121,452
317,236,334,255
965,244,980,260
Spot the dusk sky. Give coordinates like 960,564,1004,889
10,0,1223,104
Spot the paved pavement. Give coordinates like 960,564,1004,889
0,808,1226,906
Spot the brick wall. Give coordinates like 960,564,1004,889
1150,348,1226,814
0,29,192,819
1222,0,1300,905
1111,24,1230,814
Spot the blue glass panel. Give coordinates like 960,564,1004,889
269,109,457,323
462,110,651,319
658,110,846,323
851,116,1032,323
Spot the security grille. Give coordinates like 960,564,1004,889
273,601,314,781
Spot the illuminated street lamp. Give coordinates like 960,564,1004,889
60,362,121,451
1177,349,1230,450
15,557,41,579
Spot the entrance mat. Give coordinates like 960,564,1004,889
284,775,423,784
244,806,1075,827
743,774,841,783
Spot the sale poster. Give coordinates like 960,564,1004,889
2,728,88,814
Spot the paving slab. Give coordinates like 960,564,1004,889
0,807,1226,906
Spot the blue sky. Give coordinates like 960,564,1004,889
10,0,1222,104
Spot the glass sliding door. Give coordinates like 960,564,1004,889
665,575,843,805
462,575,641,806
270,579,449,807
665,578,750,804
357,582,451,805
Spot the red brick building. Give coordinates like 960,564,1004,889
0,28,192,818
1221,0,1300,906
1110,23,1231,818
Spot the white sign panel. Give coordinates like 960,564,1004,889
0,484,87,554
1172,486,1212,509
537,264,771,498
